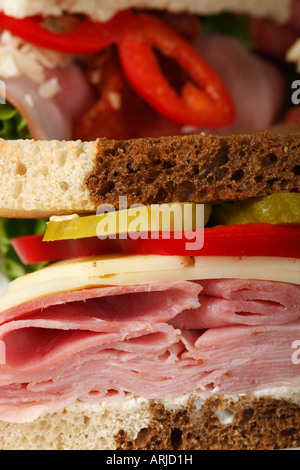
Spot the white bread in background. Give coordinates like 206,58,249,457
1,392,300,450
0,0,292,23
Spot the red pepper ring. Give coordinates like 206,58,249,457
117,13,236,128
0,10,235,128
0,10,134,55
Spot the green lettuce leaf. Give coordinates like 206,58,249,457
201,13,254,50
0,103,31,140
0,102,49,281
0,218,49,281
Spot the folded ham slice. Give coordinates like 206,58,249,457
171,279,300,329
181,321,300,393
0,279,299,423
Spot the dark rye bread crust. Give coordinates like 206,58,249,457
115,396,300,451
85,132,300,208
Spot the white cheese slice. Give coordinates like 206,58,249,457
0,255,299,315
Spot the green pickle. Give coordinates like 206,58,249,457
44,203,212,242
211,193,300,226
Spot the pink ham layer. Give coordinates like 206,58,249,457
0,279,299,423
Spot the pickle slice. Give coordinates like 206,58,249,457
211,193,300,226
44,203,212,242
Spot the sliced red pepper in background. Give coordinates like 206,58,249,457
74,49,130,141
118,13,236,128
0,10,133,54
11,224,300,265
153,12,201,41
74,48,184,141
0,10,235,129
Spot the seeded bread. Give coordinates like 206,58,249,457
0,0,291,23
0,393,299,450
0,132,298,218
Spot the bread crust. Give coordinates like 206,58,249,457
0,394,299,450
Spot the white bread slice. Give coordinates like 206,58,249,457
1,391,300,450
0,139,97,218
0,0,292,23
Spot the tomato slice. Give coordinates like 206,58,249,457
11,224,300,265
120,224,300,258
11,235,122,265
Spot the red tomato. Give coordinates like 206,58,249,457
11,224,300,265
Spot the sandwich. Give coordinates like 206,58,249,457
0,0,300,282
0,0,299,452
0,132,298,450
0,0,299,145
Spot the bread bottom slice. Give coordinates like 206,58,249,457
1,390,300,450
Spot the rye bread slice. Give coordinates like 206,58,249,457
86,132,300,209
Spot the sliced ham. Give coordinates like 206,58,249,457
0,281,202,326
171,280,300,329
0,278,299,423
0,281,201,373
181,321,300,393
